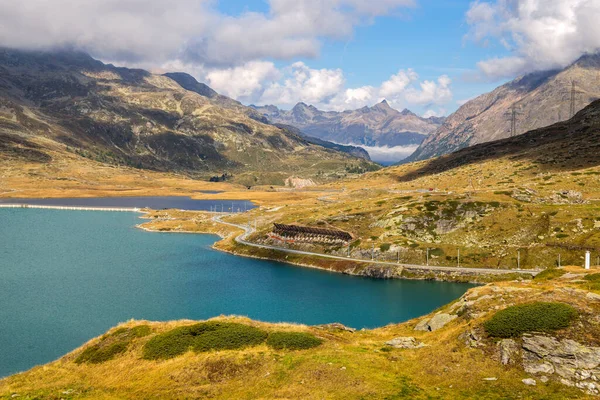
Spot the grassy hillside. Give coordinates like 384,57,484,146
0,48,377,186
2,270,600,399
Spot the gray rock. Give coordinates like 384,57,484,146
521,334,600,394
459,329,484,348
498,339,519,365
522,378,537,386
414,313,457,332
385,337,426,349
315,323,356,333
414,319,430,331
587,292,600,302
427,313,458,331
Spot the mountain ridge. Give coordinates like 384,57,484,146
251,100,443,149
407,53,600,162
0,48,377,186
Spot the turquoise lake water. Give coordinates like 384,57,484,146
0,196,255,211
0,209,475,377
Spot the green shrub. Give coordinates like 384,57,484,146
380,243,391,252
556,233,569,239
193,324,268,352
76,325,152,364
534,268,566,281
76,342,129,364
142,325,199,360
143,322,268,360
584,273,600,282
266,332,323,350
484,302,577,338
429,248,445,257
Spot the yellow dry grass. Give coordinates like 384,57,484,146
2,276,599,399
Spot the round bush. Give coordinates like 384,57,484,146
484,302,577,338
266,332,323,350
534,268,566,281
143,322,268,360
193,324,268,352
584,273,600,282
76,325,152,364
76,341,129,364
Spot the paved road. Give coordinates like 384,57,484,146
213,215,539,276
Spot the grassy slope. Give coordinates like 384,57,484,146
2,271,599,399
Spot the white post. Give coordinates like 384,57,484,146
585,251,591,270
457,249,460,267
426,248,429,266
558,253,561,268
518,251,520,269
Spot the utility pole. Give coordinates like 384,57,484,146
517,251,521,269
457,249,460,267
570,80,577,119
563,80,584,121
505,103,523,137
426,248,430,266
397,251,400,264
558,253,561,268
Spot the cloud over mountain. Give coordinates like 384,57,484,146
0,0,414,66
466,0,600,80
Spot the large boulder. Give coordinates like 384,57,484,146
414,313,457,332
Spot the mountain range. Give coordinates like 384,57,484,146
0,48,376,186
251,100,443,149
407,53,600,162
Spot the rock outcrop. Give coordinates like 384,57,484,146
385,337,426,349
414,313,457,332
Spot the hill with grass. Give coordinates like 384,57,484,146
0,48,377,186
3,270,600,399
195,99,600,276
408,53,600,162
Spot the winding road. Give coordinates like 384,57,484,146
212,215,539,277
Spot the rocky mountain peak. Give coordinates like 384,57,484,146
407,51,600,163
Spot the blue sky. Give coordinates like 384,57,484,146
1,0,597,117
208,0,509,115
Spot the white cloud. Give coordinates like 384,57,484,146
0,0,415,67
205,62,281,101
359,144,419,163
189,62,452,113
466,0,600,79
404,75,452,105
422,108,446,118
380,69,419,97
261,62,346,105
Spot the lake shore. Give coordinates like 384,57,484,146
137,209,532,284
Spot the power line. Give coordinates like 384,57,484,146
562,80,584,120
505,103,523,137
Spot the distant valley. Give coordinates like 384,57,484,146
252,100,443,163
